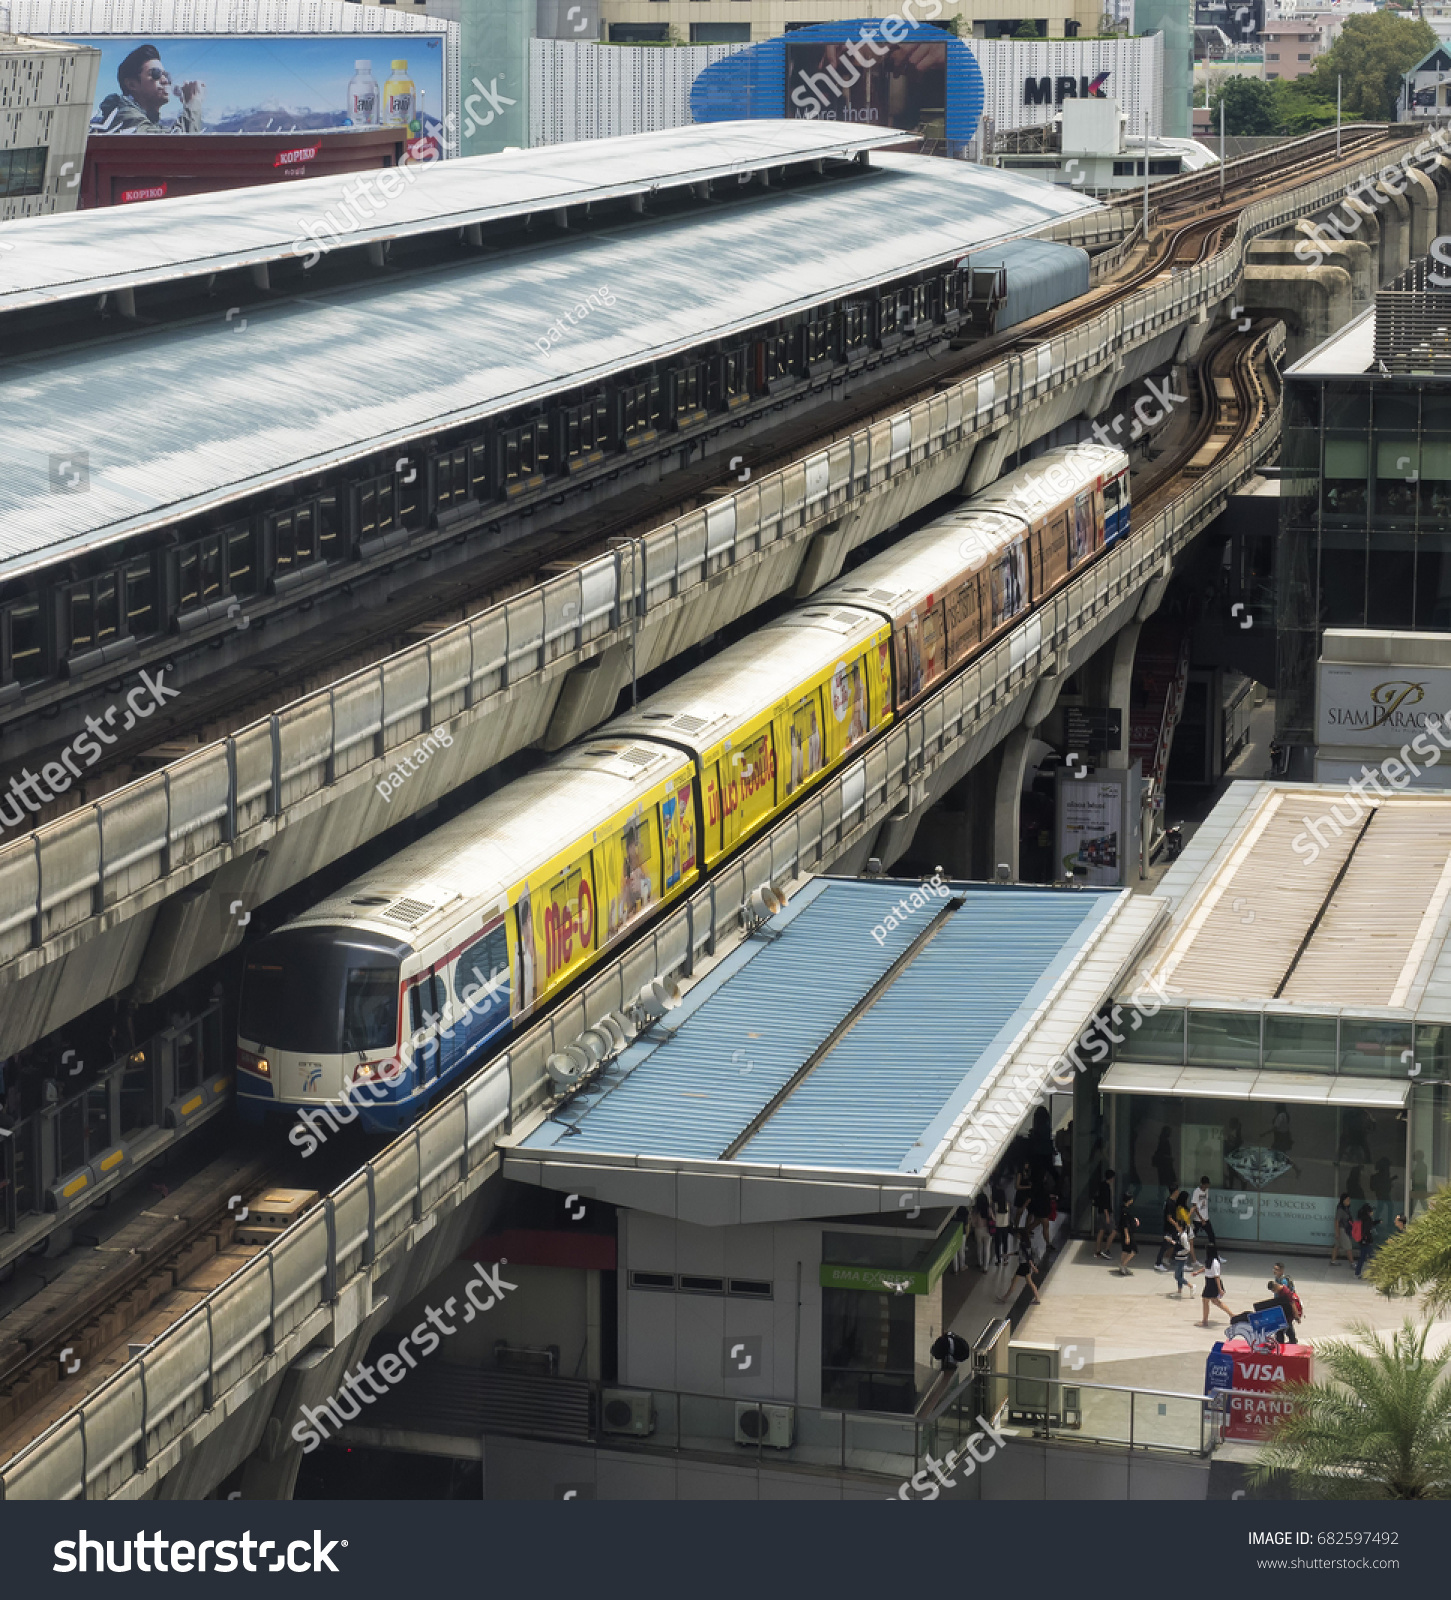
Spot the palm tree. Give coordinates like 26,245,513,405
1366,1189,1451,1310
1248,1321,1451,1499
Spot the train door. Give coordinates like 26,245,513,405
448,919,511,1072
406,970,447,1090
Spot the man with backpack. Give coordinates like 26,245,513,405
1353,1204,1377,1278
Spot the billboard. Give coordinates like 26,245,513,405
79,36,445,153
785,39,946,131
1316,661,1451,749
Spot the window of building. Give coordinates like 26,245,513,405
1264,1013,1337,1072
677,1274,725,1293
176,533,226,614
1116,1006,1185,1063
1267,50,1279,58
0,147,46,198
1188,1010,1261,1069
690,21,750,38
63,574,120,655
1298,52,1311,60
629,1271,675,1290
609,22,669,38
0,595,46,682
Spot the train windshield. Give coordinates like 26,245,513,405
239,930,400,1055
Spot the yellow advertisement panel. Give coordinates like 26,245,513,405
784,689,825,797
513,764,701,1014
706,721,777,859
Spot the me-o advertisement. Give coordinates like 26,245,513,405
81,35,444,154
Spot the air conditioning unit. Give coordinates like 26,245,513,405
1008,1342,1081,1429
734,1402,795,1448
600,1388,655,1437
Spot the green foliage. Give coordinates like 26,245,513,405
1014,19,1042,39
1305,12,1440,120
1209,75,1279,135
1270,76,1338,134
1368,1188,1451,1312
944,12,967,36
1249,1321,1451,1500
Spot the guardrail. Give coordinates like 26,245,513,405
0,131,1411,982
0,313,1284,1499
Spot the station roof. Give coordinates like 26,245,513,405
0,122,902,316
504,877,1165,1224
1287,303,1375,376
1127,781,1451,1022
0,144,1099,581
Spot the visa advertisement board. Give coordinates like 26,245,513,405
80,35,445,154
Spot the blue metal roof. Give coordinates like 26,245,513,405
522,877,1119,1172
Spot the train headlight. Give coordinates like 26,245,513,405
352,1061,391,1084
237,1048,270,1079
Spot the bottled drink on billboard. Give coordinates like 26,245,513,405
384,60,416,127
348,60,380,126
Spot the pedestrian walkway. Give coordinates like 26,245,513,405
1016,1240,1449,1396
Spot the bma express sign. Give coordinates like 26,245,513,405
1024,72,1109,105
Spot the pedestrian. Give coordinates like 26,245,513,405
1155,1189,1182,1271
1411,1149,1429,1217
1174,1187,1197,1265
1093,1168,1117,1259
1171,1222,1193,1297
1115,1194,1140,1275
998,1230,1041,1305
1192,1248,1234,1327
970,1191,993,1271
1353,1203,1377,1279
1190,1175,1216,1248
1330,1192,1354,1265
1264,1279,1299,1342
992,1181,1012,1265
1012,1163,1033,1229
1370,1157,1396,1229
1028,1178,1054,1254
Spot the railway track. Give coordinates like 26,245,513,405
0,126,1403,841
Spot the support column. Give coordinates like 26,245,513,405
794,511,868,597
960,430,1012,496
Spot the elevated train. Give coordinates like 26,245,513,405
237,441,1129,1132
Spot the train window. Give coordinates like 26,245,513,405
176,533,225,613
408,973,447,1033
270,501,318,575
560,394,609,469
0,596,46,682
500,419,552,493
716,344,751,410
804,312,838,368
673,362,708,427
431,446,472,511
453,925,510,1021
356,473,398,543
64,574,119,655
225,522,256,595
122,557,157,639
317,490,342,562
621,375,663,446
344,967,399,1052
843,302,870,354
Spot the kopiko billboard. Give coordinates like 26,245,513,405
785,40,946,131
81,36,444,154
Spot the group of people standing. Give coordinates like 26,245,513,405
1093,1170,1236,1326
965,1161,1064,1307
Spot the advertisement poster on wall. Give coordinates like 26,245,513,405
1057,775,1121,885
81,36,445,157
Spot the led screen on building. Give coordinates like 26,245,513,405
785,40,946,132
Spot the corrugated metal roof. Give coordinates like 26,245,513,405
0,122,902,313
522,878,1118,1172
1135,784,1451,1018
965,237,1090,332
0,151,1098,580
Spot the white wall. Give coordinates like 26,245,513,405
0,39,97,219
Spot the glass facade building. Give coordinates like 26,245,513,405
1278,283,1451,746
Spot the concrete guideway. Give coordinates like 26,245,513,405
0,318,1283,1500
0,133,1430,1061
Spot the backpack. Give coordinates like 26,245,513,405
1288,1289,1304,1320
1048,1197,1059,1222
1351,1219,1363,1242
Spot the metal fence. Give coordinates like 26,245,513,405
0,131,1407,978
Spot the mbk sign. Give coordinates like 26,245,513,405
1023,72,1109,105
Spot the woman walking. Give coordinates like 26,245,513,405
1353,1202,1377,1279
970,1191,993,1271
1192,1247,1234,1327
1114,1193,1141,1276
1330,1192,1354,1265
992,1181,1012,1266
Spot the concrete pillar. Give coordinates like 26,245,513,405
1082,363,1125,422
1374,184,1411,281
1173,307,1210,367
1251,236,1374,305
1107,620,1142,743
1428,156,1451,242
961,430,1013,496
794,511,868,597
541,641,633,749
1405,165,1439,260
1241,265,1354,364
